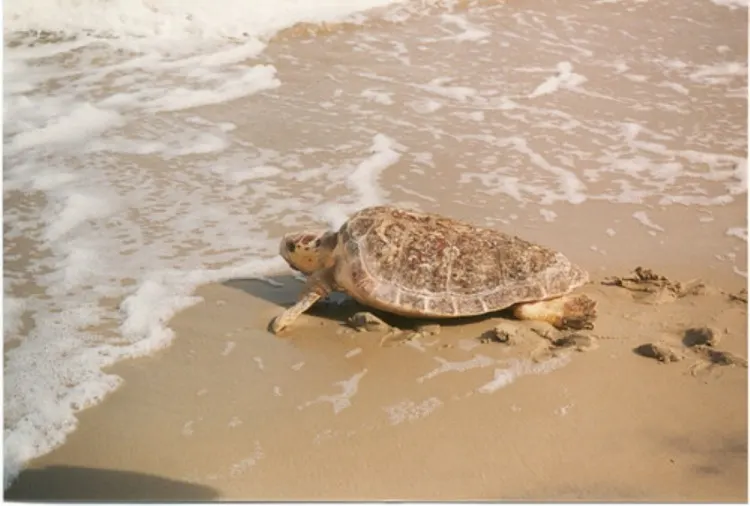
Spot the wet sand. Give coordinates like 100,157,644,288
7,266,748,501
4,0,748,501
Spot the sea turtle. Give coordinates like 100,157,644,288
269,205,596,334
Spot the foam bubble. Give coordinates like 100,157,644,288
477,355,571,394
539,209,558,222
361,89,395,105
229,441,264,477
346,133,404,208
226,165,284,183
250,357,264,371
439,14,490,42
689,62,748,85
222,341,237,356
384,397,443,425
423,77,478,102
708,0,749,10
632,211,665,232
299,369,368,414
345,348,363,358
7,103,124,155
726,227,748,241
147,65,281,112
417,355,496,384
42,191,119,243
528,62,588,98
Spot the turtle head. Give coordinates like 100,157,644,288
279,230,338,275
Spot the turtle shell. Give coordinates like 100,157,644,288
335,206,588,318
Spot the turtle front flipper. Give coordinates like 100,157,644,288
269,269,334,335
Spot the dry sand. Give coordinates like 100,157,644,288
7,263,748,501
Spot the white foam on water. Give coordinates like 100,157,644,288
528,62,588,98
632,211,665,232
147,65,281,112
554,403,574,416
539,209,558,222
439,13,490,42
361,89,395,105
253,357,265,371
417,354,496,384
423,77,478,102
5,0,407,41
689,62,748,85
42,191,120,243
658,81,690,95
408,98,443,113
228,441,264,477
726,227,748,242
384,397,443,425
345,348,363,358
4,252,289,488
458,135,588,205
221,341,237,356
299,369,368,414
348,134,404,208
708,0,748,6
182,421,196,437
7,103,125,155
318,133,404,230
477,355,571,394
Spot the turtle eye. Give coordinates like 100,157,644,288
286,240,296,253
314,239,321,247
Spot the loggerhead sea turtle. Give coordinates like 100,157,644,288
269,205,596,334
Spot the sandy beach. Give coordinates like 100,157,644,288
4,0,748,501
7,266,748,501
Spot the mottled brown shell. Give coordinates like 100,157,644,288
334,206,589,318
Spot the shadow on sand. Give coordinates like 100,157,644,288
221,274,510,331
5,465,220,501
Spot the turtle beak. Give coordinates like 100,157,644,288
279,235,296,263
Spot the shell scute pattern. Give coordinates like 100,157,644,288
338,206,583,316
399,235,452,293
396,291,425,313
430,294,458,315
456,297,486,315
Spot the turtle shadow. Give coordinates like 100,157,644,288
223,275,303,306
222,275,510,330
222,275,366,324
5,465,219,501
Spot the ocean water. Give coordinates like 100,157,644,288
3,0,748,488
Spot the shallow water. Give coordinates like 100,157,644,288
3,0,747,488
